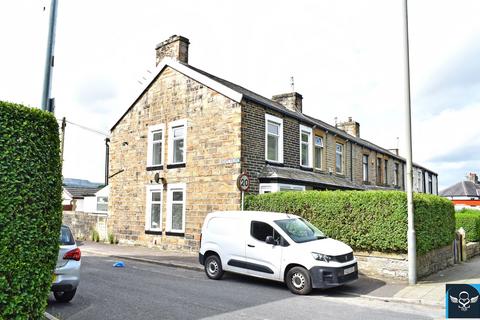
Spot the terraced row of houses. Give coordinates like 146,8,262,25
107,35,437,251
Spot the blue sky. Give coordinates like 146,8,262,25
1,0,479,190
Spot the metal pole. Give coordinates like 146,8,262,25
403,0,416,285
241,191,244,211
41,0,58,112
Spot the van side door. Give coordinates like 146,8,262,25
245,221,284,280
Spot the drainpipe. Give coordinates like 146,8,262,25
105,138,110,185
350,142,353,182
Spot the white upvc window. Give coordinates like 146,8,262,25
300,125,313,167
259,183,306,194
265,114,283,163
96,196,108,212
166,183,186,233
145,185,163,231
336,143,344,174
147,124,165,167
314,135,324,170
362,155,369,182
168,119,187,165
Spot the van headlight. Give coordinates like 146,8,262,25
311,252,332,263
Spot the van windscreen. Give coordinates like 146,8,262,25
274,218,326,243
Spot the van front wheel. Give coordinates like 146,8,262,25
286,267,312,295
205,255,224,280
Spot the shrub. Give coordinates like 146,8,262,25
108,232,116,244
245,190,455,254
455,209,480,242
92,229,100,242
0,101,62,319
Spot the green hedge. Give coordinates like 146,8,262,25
245,190,455,254
0,101,63,319
455,209,480,242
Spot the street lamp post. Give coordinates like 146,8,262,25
41,0,58,112
402,0,416,285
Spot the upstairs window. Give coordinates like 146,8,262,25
265,114,283,163
335,143,344,174
394,163,399,186
168,120,187,165
384,159,389,184
314,136,324,170
300,125,313,167
147,124,165,167
96,196,108,212
362,155,369,182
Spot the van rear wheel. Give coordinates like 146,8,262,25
286,267,312,295
205,255,224,280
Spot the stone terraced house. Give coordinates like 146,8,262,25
108,35,438,251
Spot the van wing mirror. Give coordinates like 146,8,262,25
265,236,277,245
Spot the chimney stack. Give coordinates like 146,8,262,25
155,35,190,66
272,92,303,113
467,172,479,184
337,117,360,138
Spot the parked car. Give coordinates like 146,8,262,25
51,225,81,302
199,211,358,295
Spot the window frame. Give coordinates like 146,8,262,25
168,119,187,165
394,163,399,186
145,185,163,232
314,135,324,170
384,159,389,185
259,183,305,194
147,124,165,167
265,114,284,163
362,154,369,182
96,196,108,213
335,142,344,174
166,183,186,233
299,125,313,168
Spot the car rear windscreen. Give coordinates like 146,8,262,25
59,226,75,245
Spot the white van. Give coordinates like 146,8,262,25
199,211,358,295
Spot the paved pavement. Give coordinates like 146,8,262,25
46,253,443,320
75,241,480,308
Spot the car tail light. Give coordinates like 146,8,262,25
63,248,81,261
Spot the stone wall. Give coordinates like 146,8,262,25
466,242,480,260
356,244,455,281
109,66,242,251
62,211,108,241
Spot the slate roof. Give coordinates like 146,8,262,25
111,58,437,175
440,181,480,197
63,186,102,199
258,165,364,190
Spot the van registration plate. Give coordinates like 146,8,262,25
343,266,355,275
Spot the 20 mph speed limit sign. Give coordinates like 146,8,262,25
237,173,250,192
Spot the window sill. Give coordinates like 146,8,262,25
146,165,164,171
166,231,185,237
300,166,313,172
265,160,284,167
167,163,186,169
145,230,163,235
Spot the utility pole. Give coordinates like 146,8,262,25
60,117,66,162
41,0,58,112
402,0,416,285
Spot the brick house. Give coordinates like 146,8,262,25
108,35,438,251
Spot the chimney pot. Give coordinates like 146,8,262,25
272,92,303,113
155,35,190,65
337,117,361,138
467,172,479,184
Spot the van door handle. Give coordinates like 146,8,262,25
247,244,255,248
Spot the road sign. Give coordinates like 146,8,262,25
237,173,250,192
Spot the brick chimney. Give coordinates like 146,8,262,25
272,92,303,113
467,172,479,184
337,117,360,138
155,35,190,66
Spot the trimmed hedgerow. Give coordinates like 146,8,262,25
455,209,480,242
245,190,455,254
0,101,63,319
